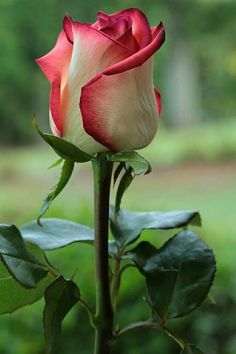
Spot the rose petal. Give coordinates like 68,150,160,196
92,11,132,34
103,22,165,76
93,11,111,29
92,12,139,52
106,8,152,49
94,11,131,36
36,31,72,135
115,27,139,52
92,8,152,51
64,15,132,51
80,58,158,151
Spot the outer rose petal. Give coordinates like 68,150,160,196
80,59,158,151
36,31,72,135
61,16,133,153
80,22,165,150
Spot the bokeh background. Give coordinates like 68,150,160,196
0,0,236,353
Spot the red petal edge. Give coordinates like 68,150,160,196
154,87,162,116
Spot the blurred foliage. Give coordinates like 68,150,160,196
0,139,236,353
144,118,236,165
0,0,235,143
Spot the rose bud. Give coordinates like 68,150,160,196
36,8,165,154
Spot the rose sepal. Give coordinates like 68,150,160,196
37,159,74,224
33,115,93,163
108,151,151,213
108,151,151,176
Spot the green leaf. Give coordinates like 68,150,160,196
126,230,216,321
0,245,54,314
115,168,134,214
109,151,151,175
21,218,115,257
181,344,204,353
33,116,92,162
38,159,74,222
0,261,53,314
0,224,49,288
43,276,80,354
21,218,94,251
110,207,201,247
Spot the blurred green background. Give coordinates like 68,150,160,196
0,0,236,353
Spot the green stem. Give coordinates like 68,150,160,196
111,249,123,311
92,155,114,354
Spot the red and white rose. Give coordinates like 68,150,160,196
36,8,165,154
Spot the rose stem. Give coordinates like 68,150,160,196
92,154,114,354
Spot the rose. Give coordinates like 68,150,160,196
36,8,165,154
